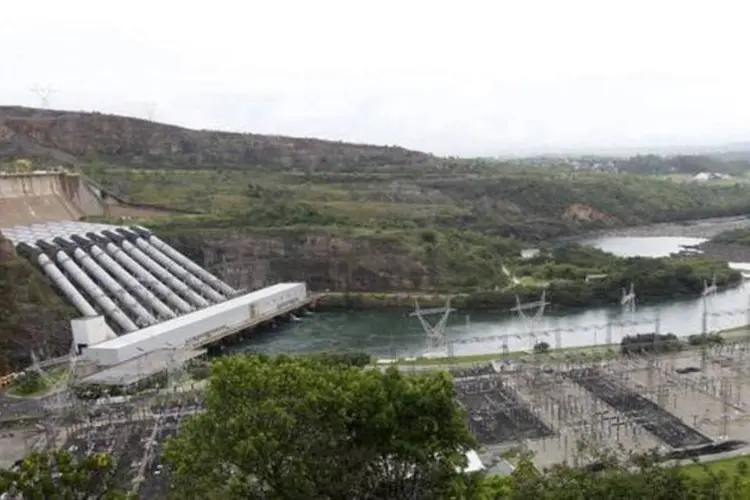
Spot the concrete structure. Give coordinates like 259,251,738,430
83,283,307,366
77,348,205,387
0,170,177,229
462,450,486,473
3,218,313,368
5,221,241,338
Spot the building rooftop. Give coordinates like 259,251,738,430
0,221,119,245
92,282,304,350
78,348,205,387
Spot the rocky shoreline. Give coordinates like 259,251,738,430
584,215,750,239
695,242,750,263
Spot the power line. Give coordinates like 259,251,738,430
29,85,58,109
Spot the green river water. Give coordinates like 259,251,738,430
235,235,750,358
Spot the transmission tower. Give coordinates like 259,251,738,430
647,310,661,396
29,350,52,385
144,101,157,121
409,298,456,357
619,283,636,336
29,85,58,109
700,275,718,371
510,289,549,351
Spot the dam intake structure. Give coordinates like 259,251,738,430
2,220,313,380
0,170,88,225
4,222,237,334
0,169,182,227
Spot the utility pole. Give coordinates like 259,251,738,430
144,102,157,121
29,85,58,109
701,275,717,372
409,298,455,358
511,289,549,352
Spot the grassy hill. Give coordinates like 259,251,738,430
81,166,750,241
4,105,750,240
0,232,75,373
0,105,435,170
3,106,750,372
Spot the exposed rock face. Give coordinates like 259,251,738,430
165,231,430,293
0,231,13,263
562,203,618,223
0,248,74,375
0,106,434,169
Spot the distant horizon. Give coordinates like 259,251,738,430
4,103,750,161
5,1,749,158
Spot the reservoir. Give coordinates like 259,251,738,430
239,235,750,358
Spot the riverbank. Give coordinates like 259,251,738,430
696,242,750,263
385,325,750,368
318,268,744,313
581,215,750,239
318,292,462,311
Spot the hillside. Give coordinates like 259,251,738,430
0,106,435,170
0,231,74,373
4,107,750,372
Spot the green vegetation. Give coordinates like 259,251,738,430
322,243,741,311
6,354,750,498
163,354,475,499
480,451,750,499
82,165,750,240
8,371,46,396
711,228,750,246
615,153,750,176
7,367,69,396
156,354,750,499
394,327,750,366
0,243,76,375
681,455,750,479
73,164,746,310
0,450,130,499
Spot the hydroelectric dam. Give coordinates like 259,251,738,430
0,171,314,386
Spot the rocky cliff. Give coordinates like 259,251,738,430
165,230,432,293
0,231,74,374
0,106,434,170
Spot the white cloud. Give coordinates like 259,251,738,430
1,0,748,155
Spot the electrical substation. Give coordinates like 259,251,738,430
3,273,750,494
4,172,750,493
442,285,750,472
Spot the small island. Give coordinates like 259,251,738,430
695,227,750,263
322,238,742,312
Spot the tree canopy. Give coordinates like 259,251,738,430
478,450,750,500
0,449,128,500
163,354,476,499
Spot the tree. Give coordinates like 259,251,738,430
13,159,31,173
0,450,129,499
163,354,476,499
477,445,750,499
532,342,550,355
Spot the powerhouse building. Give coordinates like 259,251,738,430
1,220,308,367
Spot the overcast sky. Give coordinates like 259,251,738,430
1,0,748,156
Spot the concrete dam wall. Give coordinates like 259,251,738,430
0,171,102,227
0,171,175,227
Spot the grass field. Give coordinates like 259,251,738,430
6,366,70,397
664,173,750,186
681,455,750,478
386,326,750,367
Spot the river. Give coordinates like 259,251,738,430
236,230,750,359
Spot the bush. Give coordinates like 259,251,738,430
620,333,683,356
687,333,724,346
533,342,551,354
188,362,211,381
12,371,47,395
308,351,372,368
